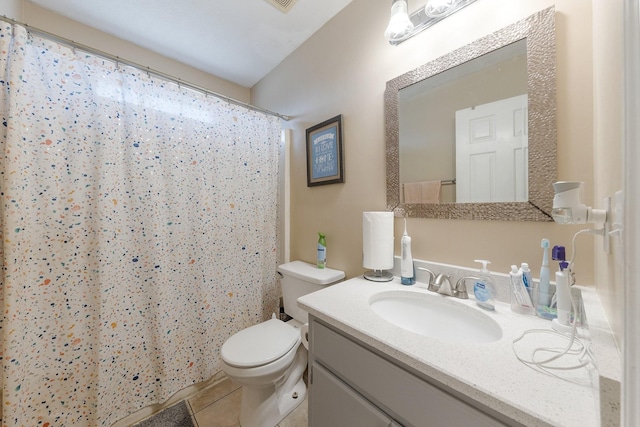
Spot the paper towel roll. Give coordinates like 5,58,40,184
300,323,309,350
362,211,394,270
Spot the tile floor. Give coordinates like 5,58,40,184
185,377,308,427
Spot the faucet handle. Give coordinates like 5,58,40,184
454,276,481,300
416,267,435,289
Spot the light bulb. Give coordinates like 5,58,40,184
424,0,458,18
384,0,414,43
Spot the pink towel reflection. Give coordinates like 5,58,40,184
403,180,442,204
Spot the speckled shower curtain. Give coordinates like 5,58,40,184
0,23,281,426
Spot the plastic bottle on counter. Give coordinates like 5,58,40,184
317,232,326,269
519,262,536,308
509,265,534,315
473,260,496,311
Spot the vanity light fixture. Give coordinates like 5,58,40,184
424,0,457,17
384,0,414,43
385,0,478,45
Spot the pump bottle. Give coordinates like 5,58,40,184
473,260,496,311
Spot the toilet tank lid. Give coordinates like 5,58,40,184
278,261,345,285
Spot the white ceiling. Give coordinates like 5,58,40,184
28,0,355,88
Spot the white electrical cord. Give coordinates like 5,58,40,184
512,229,598,372
567,228,604,277
512,300,593,371
549,228,597,307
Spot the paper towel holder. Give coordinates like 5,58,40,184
364,268,394,282
362,211,395,282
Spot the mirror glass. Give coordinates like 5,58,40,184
386,7,556,221
400,40,527,203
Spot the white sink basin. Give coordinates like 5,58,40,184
369,291,503,344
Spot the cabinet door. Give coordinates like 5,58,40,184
311,319,509,427
310,363,398,427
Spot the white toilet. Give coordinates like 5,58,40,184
220,260,345,427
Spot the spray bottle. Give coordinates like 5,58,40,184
400,218,415,285
317,232,326,269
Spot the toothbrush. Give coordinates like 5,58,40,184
538,239,551,307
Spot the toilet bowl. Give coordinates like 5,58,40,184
220,261,344,427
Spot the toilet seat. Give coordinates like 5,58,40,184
221,318,300,368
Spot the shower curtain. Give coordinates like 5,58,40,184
0,23,281,426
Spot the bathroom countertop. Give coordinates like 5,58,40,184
298,276,601,427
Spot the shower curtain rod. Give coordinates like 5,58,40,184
0,15,291,121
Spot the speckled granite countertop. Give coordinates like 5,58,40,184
298,276,602,427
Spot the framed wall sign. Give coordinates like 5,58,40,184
306,114,344,187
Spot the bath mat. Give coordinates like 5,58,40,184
134,401,195,427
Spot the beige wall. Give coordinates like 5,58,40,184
0,0,21,20
0,1,250,103
253,0,600,288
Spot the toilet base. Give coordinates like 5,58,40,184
239,372,306,427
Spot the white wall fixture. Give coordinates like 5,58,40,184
551,181,612,252
384,0,478,45
611,190,624,263
551,181,607,225
549,181,617,334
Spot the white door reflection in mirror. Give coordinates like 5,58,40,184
455,94,528,203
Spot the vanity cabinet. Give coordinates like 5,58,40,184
312,363,400,426
308,317,512,427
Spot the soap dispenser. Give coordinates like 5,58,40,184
473,260,496,311
400,218,415,285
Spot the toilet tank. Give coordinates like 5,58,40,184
278,261,345,323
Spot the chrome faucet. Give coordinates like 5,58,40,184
428,273,476,299
417,268,470,300
454,276,482,300
434,273,454,296
416,267,435,289
417,268,450,295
